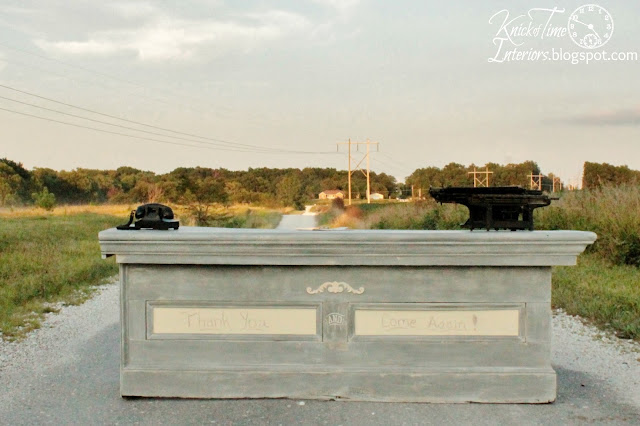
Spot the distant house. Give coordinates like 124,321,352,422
319,190,345,200
370,192,384,200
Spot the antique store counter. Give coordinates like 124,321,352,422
99,227,595,403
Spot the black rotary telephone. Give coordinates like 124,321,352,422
117,203,180,230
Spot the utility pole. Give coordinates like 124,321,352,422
348,138,352,205
528,173,544,190
468,167,493,187
337,139,379,204
366,140,371,204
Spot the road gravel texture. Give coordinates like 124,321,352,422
1,217,639,424
2,284,639,424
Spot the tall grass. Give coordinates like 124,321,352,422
326,200,467,230
553,254,640,339
366,201,467,230
179,205,283,228
328,187,640,264
0,204,135,218
1,204,286,230
0,213,122,339
536,185,640,266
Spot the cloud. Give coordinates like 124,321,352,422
110,1,158,19
307,0,363,42
312,0,361,14
34,10,311,61
36,39,122,56
552,107,640,126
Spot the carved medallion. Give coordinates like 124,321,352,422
326,312,346,327
306,281,365,295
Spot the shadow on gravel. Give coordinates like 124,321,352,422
3,323,639,425
552,366,640,424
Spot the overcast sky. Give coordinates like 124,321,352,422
0,0,638,185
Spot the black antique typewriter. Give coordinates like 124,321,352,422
429,186,553,231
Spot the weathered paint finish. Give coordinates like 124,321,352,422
120,370,558,403
151,306,318,336
99,227,596,403
353,307,521,337
125,265,552,303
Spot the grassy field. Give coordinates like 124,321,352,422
0,204,134,218
323,186,640,340
178,205,286,228
536,185,640,266
4,193,638,341
319,199,466,229
0,204,287,229
0,213,122,340
553,254,640,339
0,204,283,340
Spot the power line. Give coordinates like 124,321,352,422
0,52,269,125
528,173,544,190
371,157,408,177
0,83,284,153
0,41,219,110
337,139,379,204
377,151,414,174
468,167,493,187
341,154,403,179
371,156,414,180
0,83,334,155
0,56,180,109
0,106,292,153
0,41,277,127
0,94,276,153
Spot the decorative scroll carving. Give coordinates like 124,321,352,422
306,281,365,295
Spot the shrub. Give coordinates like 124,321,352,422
362,202,466,230
331,197,345,211
31,187,56,211
345,205,363,219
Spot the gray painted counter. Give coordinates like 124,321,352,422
99,227,596,403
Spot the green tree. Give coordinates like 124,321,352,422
583,162,640,189
276,173,304,209
183,174,228,225
0,163,24,206
0,158,33,204
32,187,56,211
441,163,471,186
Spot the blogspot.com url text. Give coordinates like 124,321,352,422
489,48,638,64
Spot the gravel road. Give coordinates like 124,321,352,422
1,284,638,425
1,216,639,424
276,213,318,229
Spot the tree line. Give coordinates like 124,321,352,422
582,161,640,189
1,157,638,209
0,158,396,209
405,161,560,192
